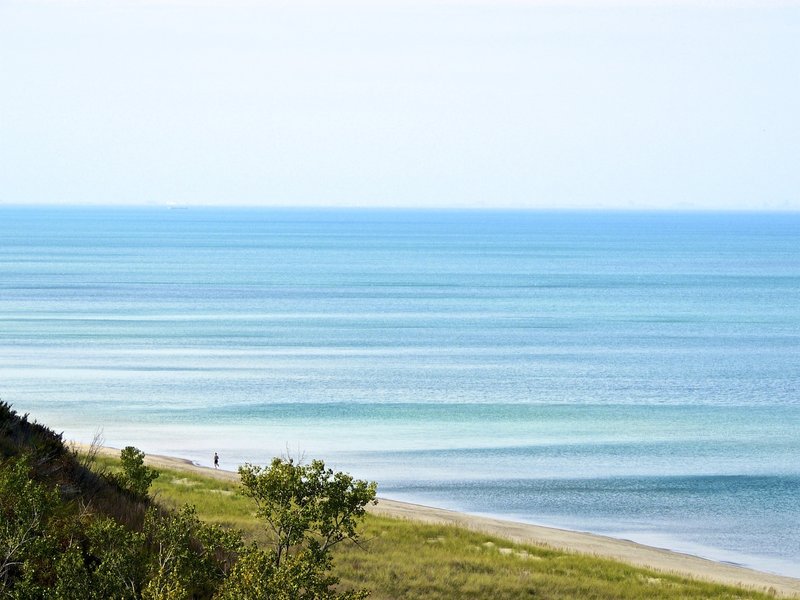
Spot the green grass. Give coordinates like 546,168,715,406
91,454,780,600
332,516,777,600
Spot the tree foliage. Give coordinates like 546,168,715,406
142,505,242,600
118,446,160,499
2,403,377,599
0,450,241,599
0,456,61,594
231,458,378,599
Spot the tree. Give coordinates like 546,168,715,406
118,446,160,498
221,458,377,599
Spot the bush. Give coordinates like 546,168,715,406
0,456,61,594
118,446,160,498
230,457,378,599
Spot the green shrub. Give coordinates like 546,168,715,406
118,446,160,498
0,455,61,595
230,458,377,599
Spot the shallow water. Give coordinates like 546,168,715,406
1,207,798,576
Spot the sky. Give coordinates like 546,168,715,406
1,0,798,210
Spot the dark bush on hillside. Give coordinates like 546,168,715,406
0,401,67,466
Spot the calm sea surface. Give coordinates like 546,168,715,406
1,207,798,576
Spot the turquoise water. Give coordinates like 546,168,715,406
1,207,798,576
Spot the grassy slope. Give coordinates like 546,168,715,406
91,456,779,600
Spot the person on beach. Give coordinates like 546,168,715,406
213,452,219,469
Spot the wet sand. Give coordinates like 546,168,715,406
74,443,800,598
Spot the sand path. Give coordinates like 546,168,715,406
75,443,800,598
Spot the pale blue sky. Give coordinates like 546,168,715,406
1,0,798,209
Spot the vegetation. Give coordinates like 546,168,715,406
0,402,242,599
0,402,374,599
222,459,377,600
1,401,788,599
144,463,782,600
117,446,160,499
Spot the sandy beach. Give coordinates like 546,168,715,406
74,442,800,598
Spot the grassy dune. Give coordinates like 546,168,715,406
92,456,784,600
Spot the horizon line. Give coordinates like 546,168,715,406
2,203,799,214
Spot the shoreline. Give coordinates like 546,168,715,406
74,442,800,598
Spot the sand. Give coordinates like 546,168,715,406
74,443,800,598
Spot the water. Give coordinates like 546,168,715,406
1,207,798,577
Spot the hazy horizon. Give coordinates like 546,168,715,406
4,203,800,213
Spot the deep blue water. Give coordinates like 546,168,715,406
1,207,798,576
